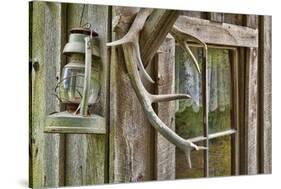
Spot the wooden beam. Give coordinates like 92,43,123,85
140,9,180,66
109,7,154,183
202,44,209,177
243,15,259,175
30,2,66,187
154,35,176,180
230,49,240,175
208,12,224,23
43,3,67,187
175,16,258,48
258,16,272,174
64,4,109,186
244,47,258,175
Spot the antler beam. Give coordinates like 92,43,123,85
140,9,180,67
107,8,207,168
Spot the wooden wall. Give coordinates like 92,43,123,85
30,2,110,187
29,2,272,188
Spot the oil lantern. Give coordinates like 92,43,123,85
45,26,105,134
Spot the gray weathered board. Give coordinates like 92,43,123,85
64,3,109,186
30,2,66,188
175,16,258,48
109,7,155,182
154,35,176,180
258,16,272,174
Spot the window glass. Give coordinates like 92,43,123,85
175,47,232,178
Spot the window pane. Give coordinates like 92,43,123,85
175,46,204,178
208,49,232,176
209,135,232,176
208,49,232,134
175,47,233,178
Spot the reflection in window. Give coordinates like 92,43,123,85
175,47,232,178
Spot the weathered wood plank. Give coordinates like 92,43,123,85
154,35,176,180
30,2,45,187
244,47,258,174
224,14,244,26
43,2,66,187
30,2,66,187
175,16,258,48
208,12,224,23
140,9,180,66
181,11,204,19
65,3,108,186
109,7,154,183
237,47,248,174
258,16,272,174
244,15,259,29
202,43,209,177
230,49,240,175
242,15,259,175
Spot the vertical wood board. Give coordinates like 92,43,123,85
244,47,258,174
30,2,66,187
109,7,154,183
154,35,176,180
64,3,109,186
258,16,272,174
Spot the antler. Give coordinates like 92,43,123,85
170,25,208,74
107,8,206,168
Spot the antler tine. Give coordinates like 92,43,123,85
133,35,155,83
108,9,207,168
150,94,191,103
183,42,201,74
107,8,155,84
171,25,208,74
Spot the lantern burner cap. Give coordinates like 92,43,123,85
70,27,98,37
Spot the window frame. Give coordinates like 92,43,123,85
175,16,259,176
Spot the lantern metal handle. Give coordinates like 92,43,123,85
80,36,92,116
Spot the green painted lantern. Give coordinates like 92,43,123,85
45,27,105,134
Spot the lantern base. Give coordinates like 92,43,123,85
44,111,105,134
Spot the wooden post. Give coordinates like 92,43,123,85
109,7,154,183
64,4,109,186
258,16,272,174
140,10,180,67
30,2,66,187
244,47,258,174
243,15,259,175
208,12,224,23
154,35,176,180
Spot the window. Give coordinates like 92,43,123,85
175,46,239,178
171,15,259,178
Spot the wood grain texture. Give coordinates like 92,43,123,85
64,4,109,186
109,7,154,183
140,9,180,66
208,12,224,23
224,14,244,26
244,15,259,29
230,49,240,175
30,2,45,187
237,47,247,174
258,16,272,174
43,3,66,187
244,47,258,175
154,35,176,180
175,16,258,48
243,15,259,175
30,2,66,187
181,11,205,19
